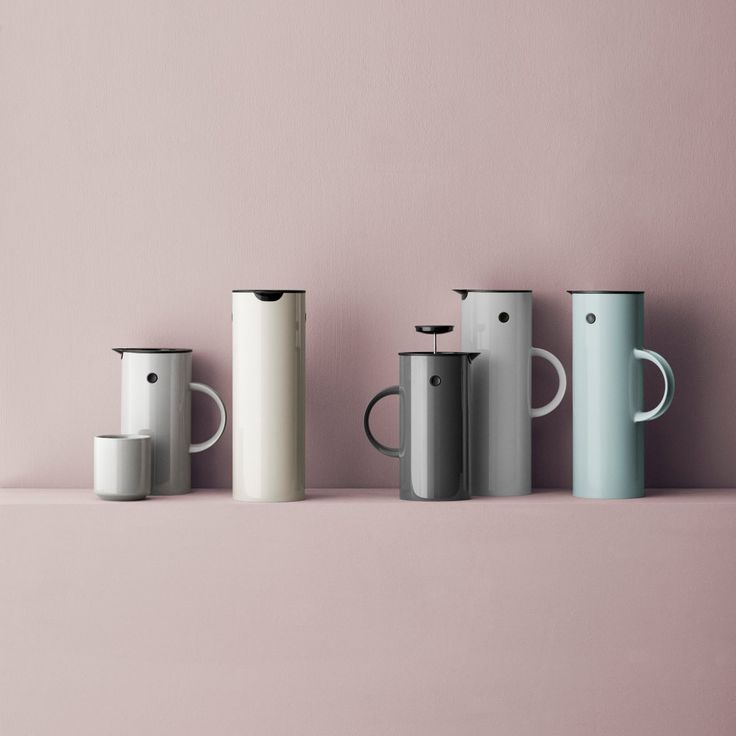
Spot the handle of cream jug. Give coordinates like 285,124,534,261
364,386,402,458
529,347,567,418
633,349,675,423
189,382,228,453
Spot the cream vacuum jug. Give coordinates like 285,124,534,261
232,290,306,502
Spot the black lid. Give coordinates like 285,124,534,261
567,290,644,294
113,348,192,355
113,348,192,358
233,290,305,302
232,289,305,292
454,289,532,300
399,351,479,357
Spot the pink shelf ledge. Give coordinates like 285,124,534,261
1,487,736,504
2,486,736,735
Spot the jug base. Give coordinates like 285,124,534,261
400,490,471,502
233,497,305,503
573,489,645,500
95,492,148,502
233,490,306,503
472,489,532,497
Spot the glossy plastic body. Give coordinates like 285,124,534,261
570,292,675,499
118,350,227,495
457,290,566,496
364,353,473,501
232,291,306,502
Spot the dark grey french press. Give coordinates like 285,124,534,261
363,326,478,501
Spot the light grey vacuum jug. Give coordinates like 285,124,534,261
115,348,227,495
569,291,675,499
455,289,567,496
364,326,478,501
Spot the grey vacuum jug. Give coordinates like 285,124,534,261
363,326,478,501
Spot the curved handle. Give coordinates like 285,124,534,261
633,349,675,423
189,382,228,453
363,386,401,457
529,347,567,418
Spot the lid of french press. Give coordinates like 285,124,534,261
399,326,478,358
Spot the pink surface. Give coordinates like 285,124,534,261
2,487,736,735
2,2,736,489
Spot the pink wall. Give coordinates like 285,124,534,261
1,1,735,489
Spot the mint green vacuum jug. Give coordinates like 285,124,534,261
569,291,675,499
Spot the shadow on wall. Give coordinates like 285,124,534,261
184,286,723,491
307,294,384,487
191,351,231,489
530,290,710,490
531,292,572,489
643,297,704,488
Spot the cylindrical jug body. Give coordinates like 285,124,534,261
457,290,566,496
570,291,675,499
232,290,306,502
119,349,193,495
399,353,472,501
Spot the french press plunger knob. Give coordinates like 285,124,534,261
414,325,454,354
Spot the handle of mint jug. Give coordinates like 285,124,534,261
364,386,401,458
529,347,567,418
189,383,228,453
633,349,675,423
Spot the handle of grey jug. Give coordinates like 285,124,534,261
633,349,675,423
189,382,228,453
529,347,567,418
364,386,401,458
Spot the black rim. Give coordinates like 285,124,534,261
398,352,477,357
454,289,532,300
233,290,305,302
113,348,192,354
